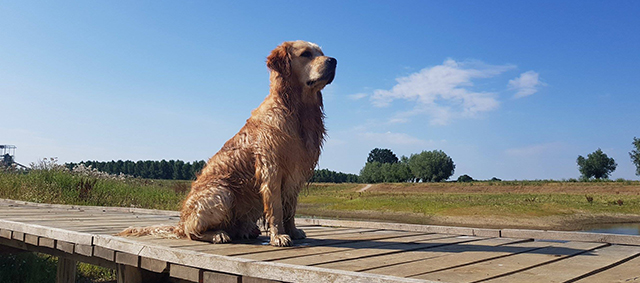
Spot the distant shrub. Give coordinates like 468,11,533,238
490,177,502,182
457,174,473,182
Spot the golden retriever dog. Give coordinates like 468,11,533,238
118,41,336,247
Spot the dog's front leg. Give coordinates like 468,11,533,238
260,172,292,247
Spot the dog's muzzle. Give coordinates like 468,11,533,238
307,57,337,86
324,57,337,85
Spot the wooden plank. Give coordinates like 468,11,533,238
170,264,202,282
24,234,39,245
116,251,140,266
75,244,93,256
412,241,609,282
366,239,551,277
2,212,177,222
97,234,427,283
0,236,117,270
273,235,482,266
574,254,640,282
242,277,280,283
140,257,168,273
12,231,25,241
320,237,530,272
486,244,640,282
0,219,94,245
56,257,76,283
170,229,404,257
57,241,74,254
297,218,500,237
0,198,179,216
502,228,640,246
202,230,421,258
94,245,115,261
221,231,433,259
202,271,240,283
0,229,11,239
39,237,56,248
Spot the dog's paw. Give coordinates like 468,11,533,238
211,231,232,244
270,234,292,247
288,228,306,240
237,226,261,239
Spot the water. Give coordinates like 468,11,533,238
580,223,640,236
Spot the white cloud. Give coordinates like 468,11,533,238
348,93,367,100
370,59,515,125
508,71,544,98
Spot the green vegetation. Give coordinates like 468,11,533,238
298,182,640,220
65,159,206,180
367,148,399,164
407,150,455,182
577,148,618,180
359,161,412,183
0,165,187,210
457,174,474,182
631,137,640,176
0,252,115,283
359,148,456,183
310,169,359,183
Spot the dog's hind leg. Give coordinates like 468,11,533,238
193,230,231,244
180,185,234,244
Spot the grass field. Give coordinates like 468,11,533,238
297,182,640,230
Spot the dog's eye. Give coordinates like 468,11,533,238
300,51,312,58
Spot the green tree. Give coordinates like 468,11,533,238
367,148,399,164
457,174,473,182
173,160,185,180
359,162,385,183
577,148,617,180
407,150,455,182
630,137,640,176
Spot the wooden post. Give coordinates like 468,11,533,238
56,258,76,283
118,263,168,283
118,264,142,283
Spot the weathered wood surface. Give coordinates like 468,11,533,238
1,199,640,283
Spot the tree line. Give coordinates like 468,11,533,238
65,160,207,180
66,136,640,183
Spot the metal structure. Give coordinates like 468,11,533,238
1,145,26,168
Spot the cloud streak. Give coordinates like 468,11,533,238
370,59,515,125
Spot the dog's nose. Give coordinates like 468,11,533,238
326,57,337,68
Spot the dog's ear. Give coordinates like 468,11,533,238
267,42,290,77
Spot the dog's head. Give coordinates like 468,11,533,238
267,41,337,91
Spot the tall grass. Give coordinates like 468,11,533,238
0,168,187,210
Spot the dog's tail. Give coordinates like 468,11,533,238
117,224,187,239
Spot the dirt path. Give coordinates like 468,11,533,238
356,184,372,193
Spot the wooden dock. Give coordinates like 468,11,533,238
1,198,639,283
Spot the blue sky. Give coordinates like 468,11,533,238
2,1,639,180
